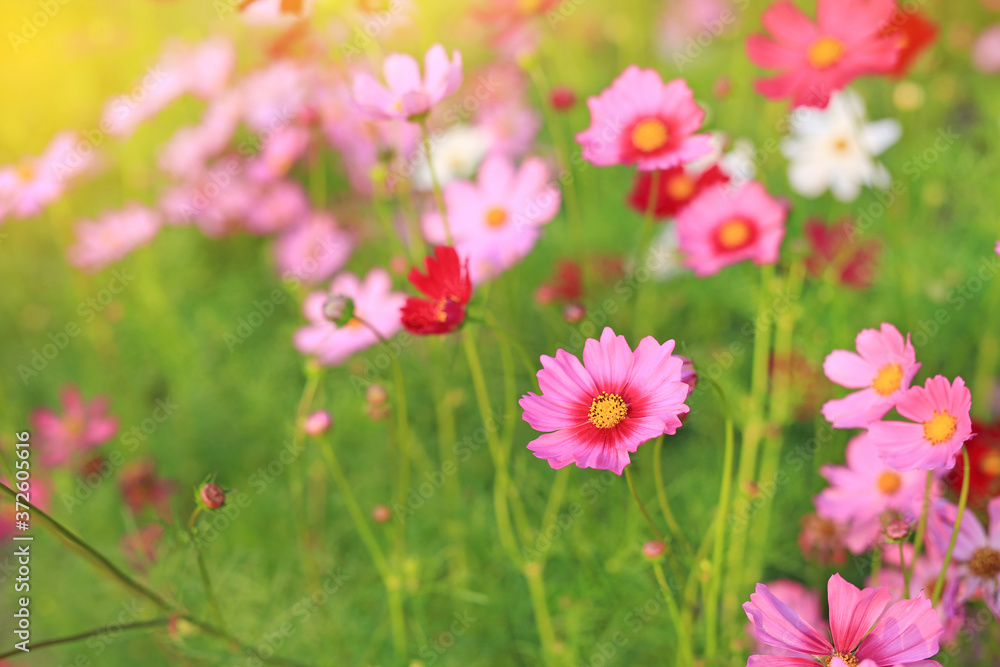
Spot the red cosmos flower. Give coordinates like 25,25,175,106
401,246,472,335
877,7,938,77
804,219,881,289
946,419,1000,509
627,164,730,219
535,260,583,305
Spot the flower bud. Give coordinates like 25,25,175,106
550,85,576,111
372,504,392,523
562,302,586,324
304,410,332,436
642,540,666,559
885,519,911,541
200,483,226,510
323,295,355,326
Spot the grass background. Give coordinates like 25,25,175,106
1,0,1000,664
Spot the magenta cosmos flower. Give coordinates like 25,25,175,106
868,375,973,472
821,323,920,429
744,573,943,666
294,269,406,366
815,432,928,553
747,580,826,658
675,181,787,277
575,66,712,171
747,0,900,108
69,204,161,273
30,385,119,467
351,44,462,121
519,327,690,475
422,154,561,284
273,212,354,286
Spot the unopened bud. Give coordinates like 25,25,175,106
304,410,332,436
642,540,666,559
885,519,910,541
323,295,355,326
200,483,226,509
367,383,388,407
678,355,697,394
562,302,586,324
372,504,392,523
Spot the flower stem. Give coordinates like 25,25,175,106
420,120,453,245
909,471,934,583
705,378,736,659
0,619,171,660
290,364,323,584
932,447,970,605
900,541,911,594
652,560,694,667
625,466,664,541
653,435,692,558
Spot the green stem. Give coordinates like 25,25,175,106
522,562,561,666
420,120,453,245
652,560,693,667
0,482,170,611
625,466,664,541
290,365,322,584
652,436,692,558
314,435,405,657
195,548,226,631
705,378,736,659
909,471,934,583
932,447,970,605
0,619,171,660
724,263,775,613
900,541,911,595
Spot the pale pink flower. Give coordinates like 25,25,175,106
244,180,309,235
744,573,943,666
247,125,312,182
69,204,161,272
157,92,242,178
352,44,463,121
815,432,928,553
423,154,561,284
928,496,1000,621
476,99,541,158
973,25,1000,73
575,66,712,171
30,385,119,468
294,269,406,366
519,327,690,475
274,212,354,285
868,375,973,472
159,164,257,237
0,132,93,222
821,323,921,428
675,181,787,277
657,0,734,57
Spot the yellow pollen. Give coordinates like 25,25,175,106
345,317,363,329
969,547,1000,578
823,653,860,667
631,119,668,153
923,411,957,445
715,218,753,250
808,36,845,68
877,471,901,495
981,451,1000,476
666,174,695,200
871,362,903,396
15,161,35,182
833,136,850,152
588,392,628,429
485,207,508,228
517,0,541,13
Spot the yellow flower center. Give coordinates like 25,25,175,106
923,411,957,445
981,451,1000,476
808,37,845,68
485,207,508,228
517,0,541,13
871,362,903,396
969,547,1000,577
16,161,35,182
588,392,628,429
823,653,860,667
631,119,668,153
345,317,363,329
666,174,695,200
877,471,901,495
715,218,754,251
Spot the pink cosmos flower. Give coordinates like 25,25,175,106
352,44,463,121
30,385,119,468
747,580,826,657
815,432,928,553
868,375,973,472
0,132,93,222
247,125,312,182
575,66,712,171
294,269,406,366
674,181,787,277
874,544,965,643
244,180,309,235
519,327,690,475
821,323,921,429
273,212,354,285
744,573,943,666
973,25,1000,74
69,204,161,272
928,496,1000,620
422,154,561,284
746,0,901,108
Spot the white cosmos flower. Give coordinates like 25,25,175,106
412,124,492,191
781,89,901,202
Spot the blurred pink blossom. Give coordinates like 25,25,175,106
69,204,161,272
30,385,119,467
